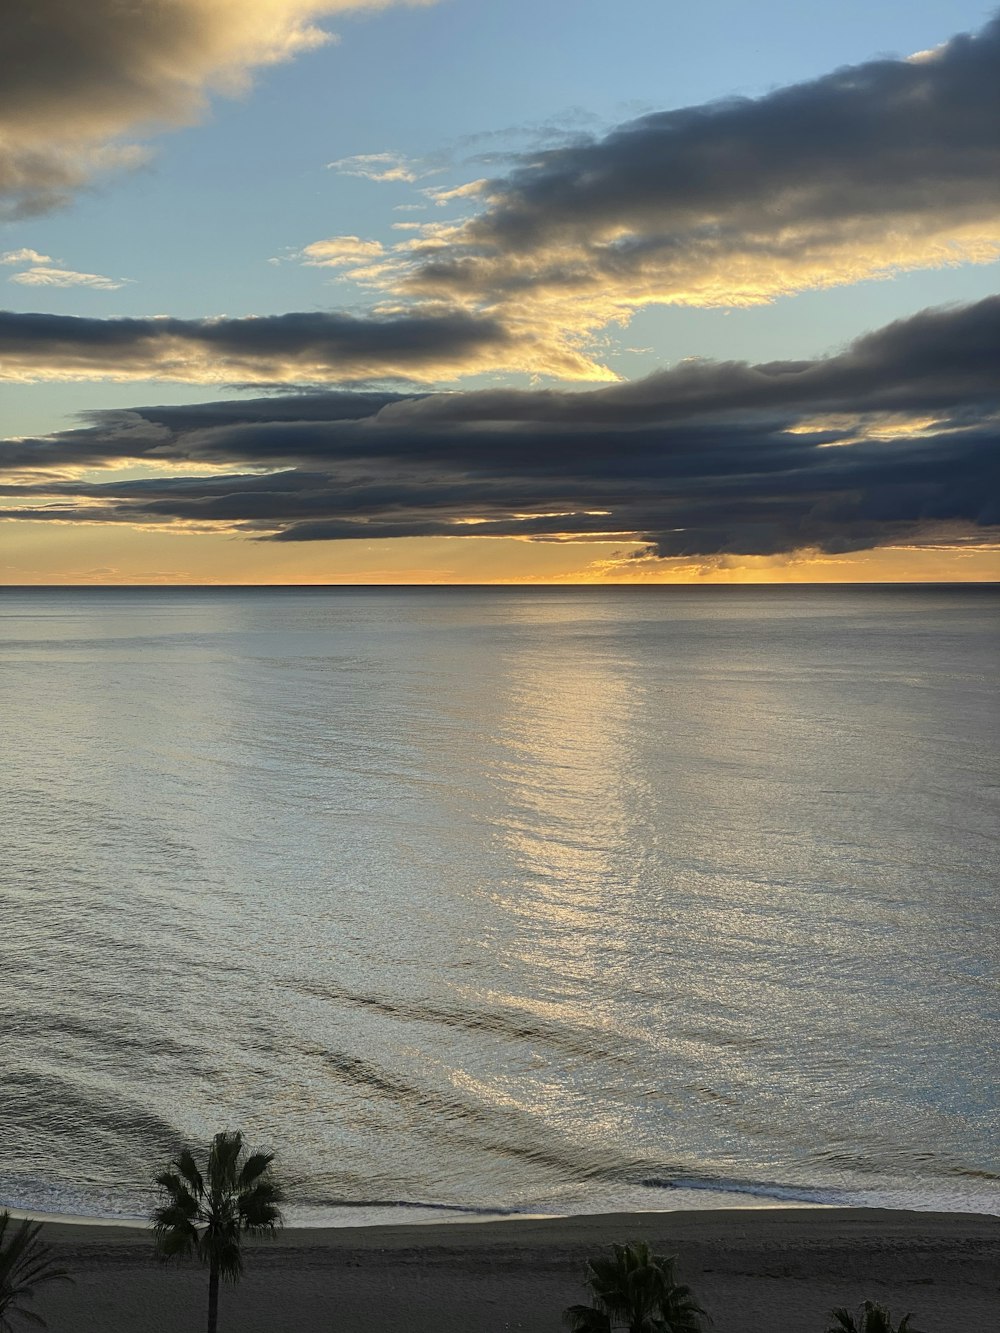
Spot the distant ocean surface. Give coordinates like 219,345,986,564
1,586,997,1225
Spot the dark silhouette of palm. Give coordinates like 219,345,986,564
564,1240,709,1333
152,1130,283,1333
0,1211,70,1331
826,1301,921,1333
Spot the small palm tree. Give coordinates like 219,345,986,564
827,1302,921,1333
0,1211,70,1331
564,1240,708,1333
152,1129,284,1333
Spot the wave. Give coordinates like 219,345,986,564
293,1197,530,1217
286,979,629,1064
638,1174,848,1206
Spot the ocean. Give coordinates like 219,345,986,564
1,585,997,1224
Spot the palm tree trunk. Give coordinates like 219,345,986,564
207,1258,220,1333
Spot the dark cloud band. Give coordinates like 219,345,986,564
0,308,510,384
2,296,998,558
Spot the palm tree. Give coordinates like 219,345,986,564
564,1240,709,1333
152,1129,284,1333
826,1301,921,1333
0,1211,70,1331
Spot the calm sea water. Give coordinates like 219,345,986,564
1,586,997,1224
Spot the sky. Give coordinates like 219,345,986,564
1,0,998,584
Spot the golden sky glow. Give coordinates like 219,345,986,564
5,524,998,586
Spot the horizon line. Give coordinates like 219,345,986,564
3,581,998,592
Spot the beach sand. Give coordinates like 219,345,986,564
31,1208,999,1332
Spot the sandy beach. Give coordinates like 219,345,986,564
29,1207,999,1332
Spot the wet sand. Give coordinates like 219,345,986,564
31,1208,1000,1332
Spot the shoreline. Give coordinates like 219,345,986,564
8,1189,996,1233
7,1200,830,1235
27,1207,1000,1333
29,1202,1000,1244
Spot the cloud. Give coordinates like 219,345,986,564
9,266,127,290
0,0,436,216
424,179,489,207
2,248,126,289
372,15,1000,374
1,248,53,265
2,296,997,560
0,307,521,384
296,236,386,267
327,152,429,183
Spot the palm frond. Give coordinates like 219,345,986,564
214,1236,244,1283
207,1132,244,1196
565,1240,707,1333
660,1279,710,1332
0,1211,72,1332
6,1306,47,1328
563,1304,612,1333
236,1180,284,1231
237,1152,275,1191
174,1149,205,1199
151,1214,199,1258
826,1309,857,1333
153,1172,200,1215
866,1304,892,1333
826,1302,921,1333
152,1199,198,1229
